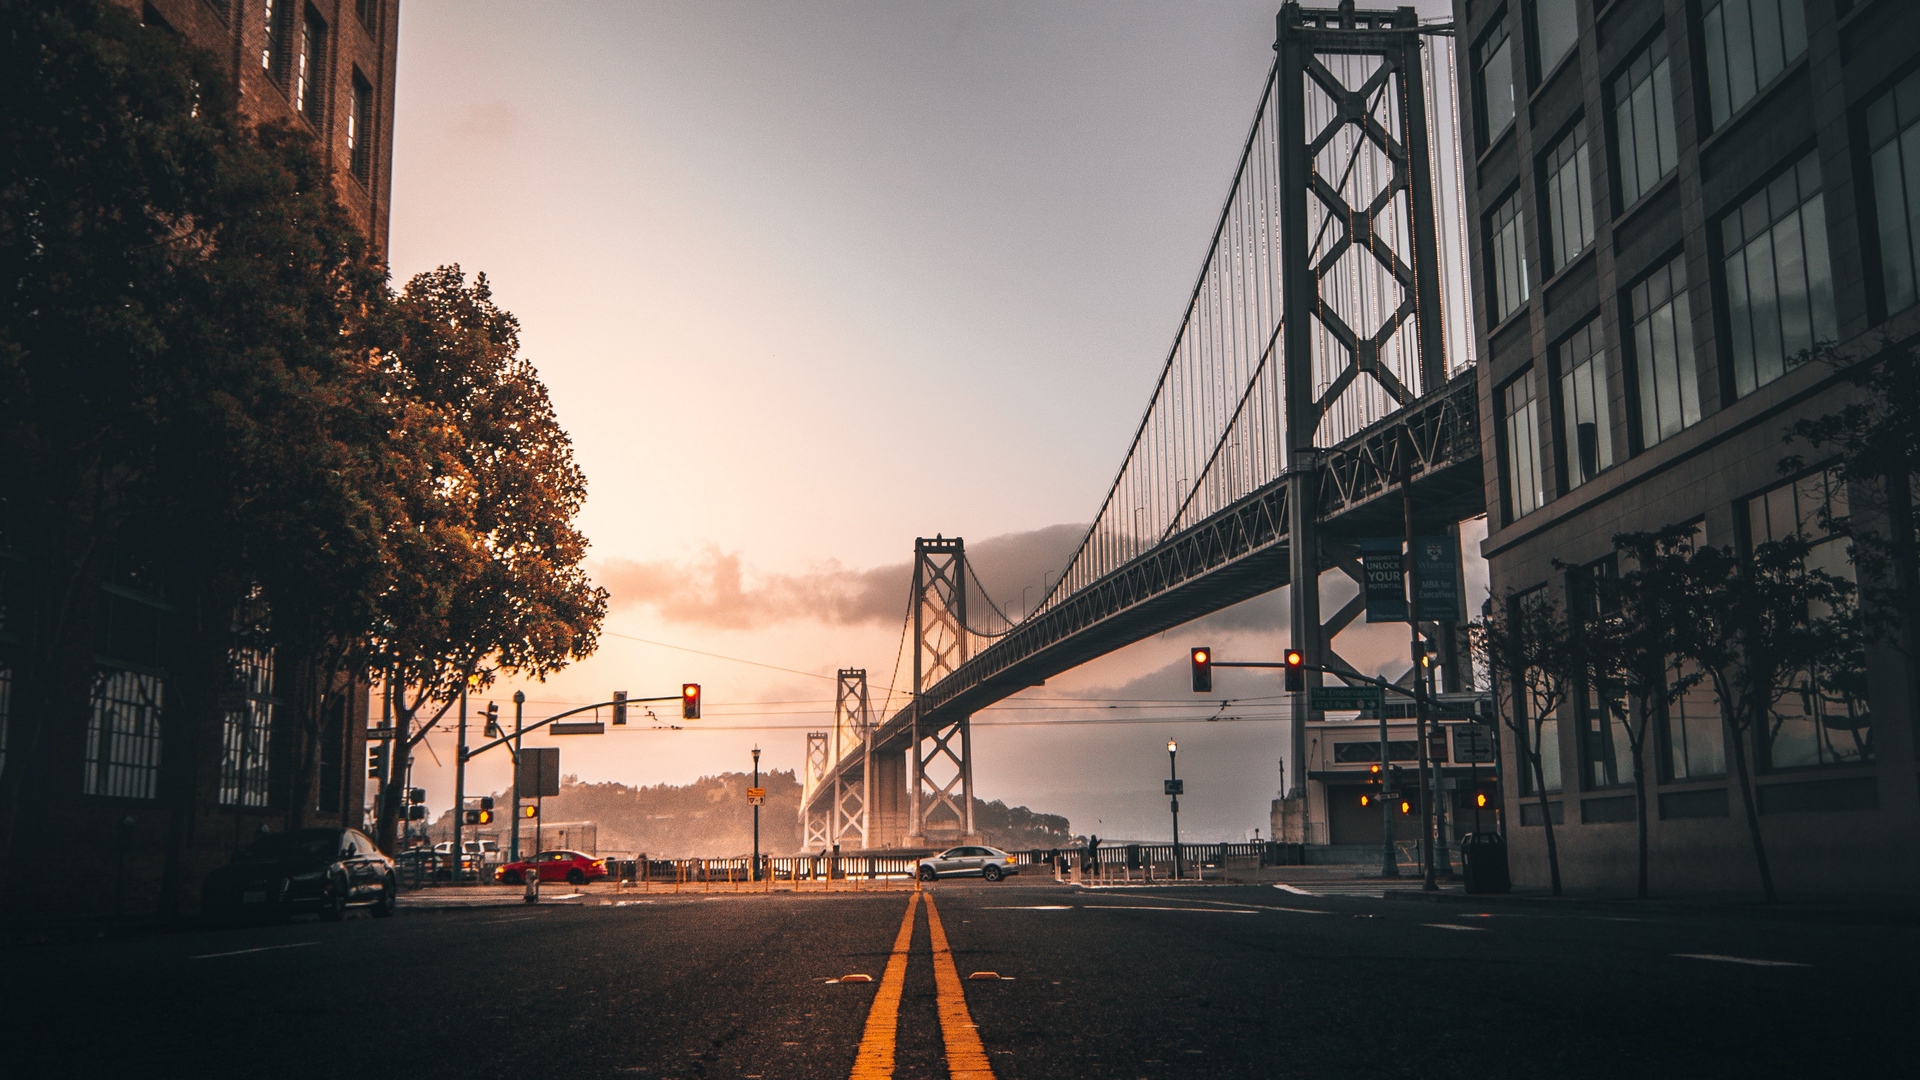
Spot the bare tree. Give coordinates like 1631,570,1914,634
1471,595,1578,895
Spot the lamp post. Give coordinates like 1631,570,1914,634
1167,739,1182,881
752,745,762,882
509,691,525,864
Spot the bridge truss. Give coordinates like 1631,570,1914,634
800,2,1482,849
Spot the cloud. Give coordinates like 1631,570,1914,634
595,523,1087,629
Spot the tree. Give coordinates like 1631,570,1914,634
365,268,609,851
1663,538,1863,903
0,0,388,906
1785,339,1920,723
1568,528,1702,900
1471,595,1576,895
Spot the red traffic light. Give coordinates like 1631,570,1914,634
1190,647,1213,693
681,683,701,720
520,804,538,819
1284,648,1305,692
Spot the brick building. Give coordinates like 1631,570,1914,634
0,0,400,919
1455,0,1919,894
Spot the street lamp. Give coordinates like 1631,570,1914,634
751,745,762,882
1167,739,1182,881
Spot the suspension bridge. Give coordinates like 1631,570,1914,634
801,2,1486,852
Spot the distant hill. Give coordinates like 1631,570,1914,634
467,769,1071,857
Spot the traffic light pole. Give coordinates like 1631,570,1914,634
454,685,468,886
510,691,525,865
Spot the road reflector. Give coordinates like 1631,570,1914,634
967,971,1002,981
839,973,873,983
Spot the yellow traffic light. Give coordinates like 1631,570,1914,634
1360,794,1371,807
1400,800,1412,815
1476,792,1488,808
520,804,538,819
476,809,493,825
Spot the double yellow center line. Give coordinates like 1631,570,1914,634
848,892,996,1079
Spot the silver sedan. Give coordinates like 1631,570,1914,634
916,845,1020,882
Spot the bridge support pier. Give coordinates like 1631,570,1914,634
907,537,977,847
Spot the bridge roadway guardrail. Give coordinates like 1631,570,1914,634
812,371,1483,798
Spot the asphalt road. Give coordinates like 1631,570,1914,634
6,878,1916,1079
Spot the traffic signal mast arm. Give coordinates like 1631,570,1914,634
462,694,684,761
1207,659,1424,700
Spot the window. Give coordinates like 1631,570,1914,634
1628,255,1700,447
261,0,290,81
1557,319,1614,487
1612,36,1677,209
349,71,374,181
1503,371,1546,519
219,588,274,808
84,669,164,800
1521,708,1563,794
317,696,345,814
1476,19,1517,144
1747,469,1870,768
356,0,376,30
1581,685,1635,789
1663,665,1726,779
1867,68,1920,315
1702,0,1808,129
1489,192,1530,324
1542,126,1594,273
296,10,327,118
1531,0,1578,80
1723,153,1837,398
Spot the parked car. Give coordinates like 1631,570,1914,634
494,850,608,886
917,845,1020,882
203,828,396,922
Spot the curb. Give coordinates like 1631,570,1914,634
1378,889,1920,925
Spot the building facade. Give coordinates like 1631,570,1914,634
1454,0,1919,894
0,0,401,919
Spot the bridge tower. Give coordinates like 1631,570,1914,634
831,669,871,850
908,536,978,846
1274,1,1454,836
802,730,831,850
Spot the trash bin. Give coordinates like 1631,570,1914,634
1125,844,1142,870
1460,831,1511,894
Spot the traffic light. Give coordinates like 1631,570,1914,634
681,683,701,720
476,809,493,825
1361,762,1381,808
480,796,494,810
462,809,482,826
407,805,426,820
1476,792,1489,808
1190,648,1213,693
367,742,388,779
520,804,539,819
1284,648,1305,692
407,787,427,805
485,701,501,739
613,690,628,726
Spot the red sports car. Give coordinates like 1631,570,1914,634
494,850,608,886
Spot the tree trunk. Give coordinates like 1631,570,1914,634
1626,700,1651,900
1726,698,1777,902
1527,725,1561,895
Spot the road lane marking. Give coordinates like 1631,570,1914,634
1423,923,1487,931
980,905,1073,910
1674,953,1808,967
1273,884,1316,895
190,942,319,960
1177,897,1333,916
923,894,997,1080
848,891,920,1080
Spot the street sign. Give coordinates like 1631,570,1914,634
367,726,397,740
1164,779,1184,796
1413,534,1464,623
1361,537,1407,622
550,721,604,735
1454,724,1495,763
747,795,765,806
746,787,766,799
1311,685,1386,711
517,747,560,798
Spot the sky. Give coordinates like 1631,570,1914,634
386,0,1470,847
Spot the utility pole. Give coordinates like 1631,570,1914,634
752,746,762,882
1167,740,1182,881
1379,696,1397,878
454,683,468,886
509,691,525,864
